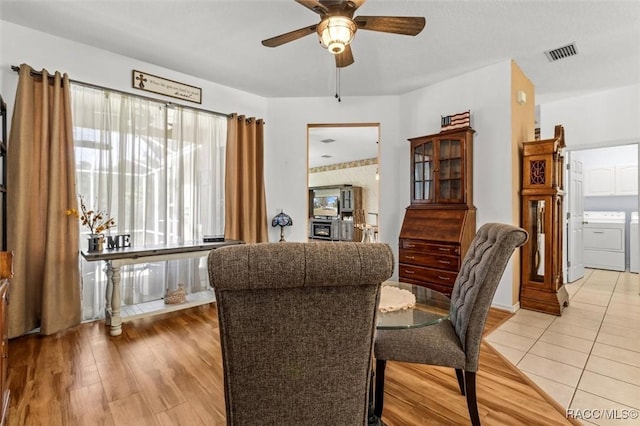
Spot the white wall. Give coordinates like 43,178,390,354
0,21,267,126
265,96,401,249
399,61,517,309
539,84,640,148
573,144,638,169
0,20,4,91
400,62,514,226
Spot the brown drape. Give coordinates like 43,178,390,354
7,64,81,337
224,114,268,243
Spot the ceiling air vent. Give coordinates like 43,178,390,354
545,43,578,62
320,138,336,143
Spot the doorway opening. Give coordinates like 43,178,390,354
307,123,380,242
564,142,639,283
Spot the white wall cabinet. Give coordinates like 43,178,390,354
615,164,638,195
585,164,637,196
585,166,615,196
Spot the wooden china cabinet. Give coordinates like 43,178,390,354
520,125,569,315
398,127,476,296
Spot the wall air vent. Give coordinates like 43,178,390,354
321,154,333,158
320,138,336,143
545,43,578,62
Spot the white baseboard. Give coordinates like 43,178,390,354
491,301,519,313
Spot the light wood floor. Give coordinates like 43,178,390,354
7,305,578,425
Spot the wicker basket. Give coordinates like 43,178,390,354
164,283,186,304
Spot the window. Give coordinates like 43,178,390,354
71,84,226,320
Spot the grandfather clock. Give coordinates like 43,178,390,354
520,125,569,315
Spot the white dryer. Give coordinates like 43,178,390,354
583,211,626,272
630,212,639,273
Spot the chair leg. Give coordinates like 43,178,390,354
374,359,386,418
455,368,465,395
464,370,481,426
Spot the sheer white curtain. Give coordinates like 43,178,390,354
71,84,226,320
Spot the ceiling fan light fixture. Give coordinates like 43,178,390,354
317,16,356,54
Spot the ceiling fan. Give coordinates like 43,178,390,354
261,0,426,68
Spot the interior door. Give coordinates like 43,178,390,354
567,155,585,282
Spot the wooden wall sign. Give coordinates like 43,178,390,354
132,70,202,104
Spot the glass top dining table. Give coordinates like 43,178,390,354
376,281,452,329
368,281,453,426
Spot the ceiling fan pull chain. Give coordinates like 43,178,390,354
335,67,342,102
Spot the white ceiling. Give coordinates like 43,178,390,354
308,125,379,168
2,0,639,166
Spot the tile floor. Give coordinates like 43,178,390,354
486,269,640,425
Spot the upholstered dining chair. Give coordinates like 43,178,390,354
374,223,528,426
208,242,394,426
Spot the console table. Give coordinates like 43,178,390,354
82,239,242,336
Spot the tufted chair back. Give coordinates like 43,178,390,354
209,242,394,426
373,223,527,425
449,223,529,371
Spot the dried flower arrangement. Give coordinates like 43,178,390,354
66,196,116,234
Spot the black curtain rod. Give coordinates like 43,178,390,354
10,65,230,119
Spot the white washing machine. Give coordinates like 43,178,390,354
583,211,626,272
630,212,639,273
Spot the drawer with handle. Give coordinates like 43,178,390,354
399,249,460,271
399,239,460,255
399,263,458,287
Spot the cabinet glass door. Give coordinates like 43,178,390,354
526,199,546,283
341,188,353,211
413,140,434,202
437,138,463,203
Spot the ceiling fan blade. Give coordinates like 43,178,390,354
335,45,354,68
295,0,329,15
343,0,366,12
354,16,426,36
261,25,318,48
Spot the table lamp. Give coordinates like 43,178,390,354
271,210,293,242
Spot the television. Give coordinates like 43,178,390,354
313,195,339,218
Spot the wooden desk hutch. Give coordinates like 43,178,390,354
399,127,476,296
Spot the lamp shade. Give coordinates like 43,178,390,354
317,16,356,54
272,211,293,228
272,211,293,242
